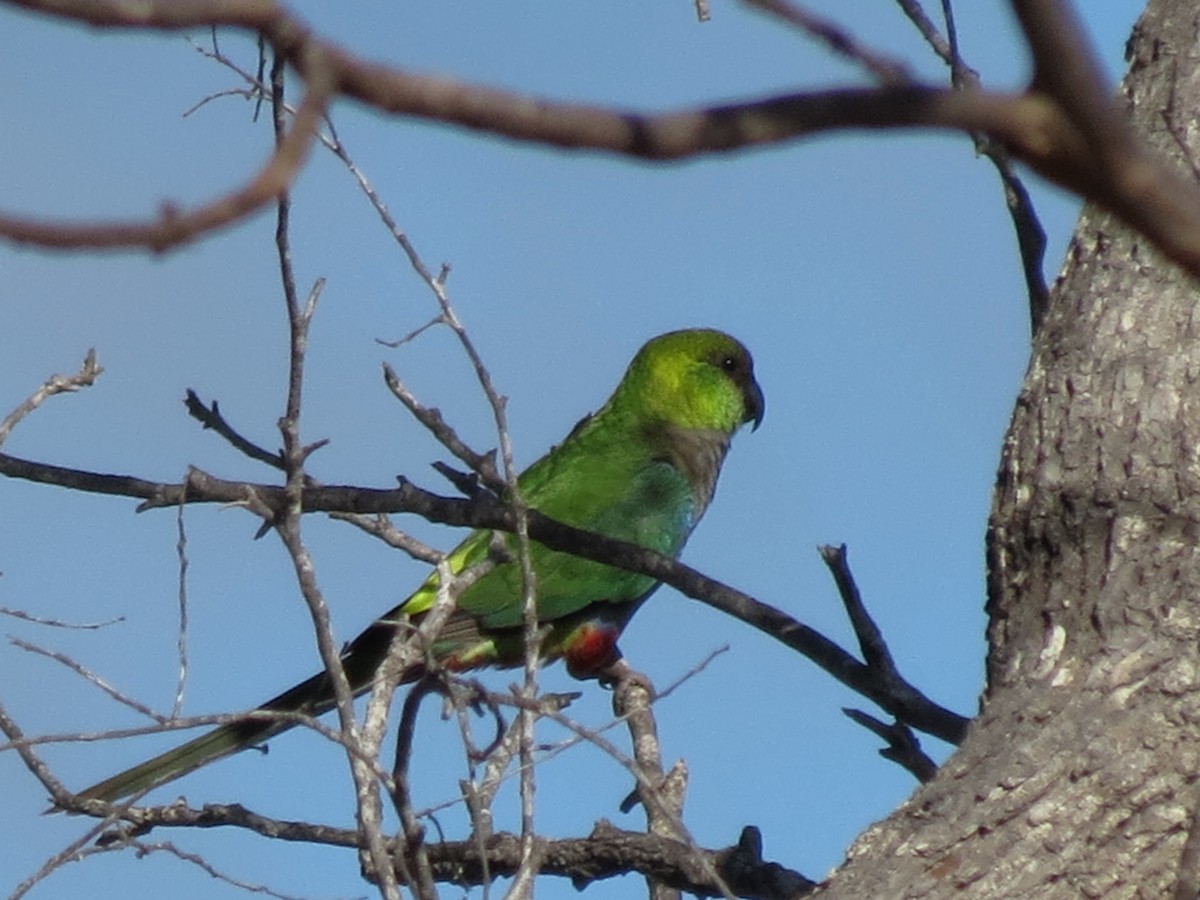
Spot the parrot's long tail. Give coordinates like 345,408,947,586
76,669,340,803
75,620,414,804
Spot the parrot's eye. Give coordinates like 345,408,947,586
719,355,740,373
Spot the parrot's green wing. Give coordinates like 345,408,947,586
75,328,764,803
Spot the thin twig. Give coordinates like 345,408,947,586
0,606,123,629
129,840,317,900
381,364,501,488
0,349,103,448
328,511,445,563
266,55,397,900
940,0,966,85
893,0,954,64
389,678,439,898
842,708,938,782
8,823,116,900
0,699,77,807
430,300,544,893
491,689,738,900
183,389,285,469
421,649,727,826
746,0,911,84
376,315,443,349
11,706,396,795
371,560,487,900
818,544,896,673
937,0,1050,330
613,672,686,900
895,1,1049,330
11,637,168,724
171,493,190,719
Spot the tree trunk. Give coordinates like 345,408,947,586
820,2,1200,896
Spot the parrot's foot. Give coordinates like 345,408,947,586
596,657,656,699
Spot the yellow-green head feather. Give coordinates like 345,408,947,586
605,328,764,435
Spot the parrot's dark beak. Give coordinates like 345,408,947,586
745,378,765,432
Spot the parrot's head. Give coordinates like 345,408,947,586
625,329,764,436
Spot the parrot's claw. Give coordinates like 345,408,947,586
597,658,657,699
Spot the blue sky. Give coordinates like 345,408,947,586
1,2,1145,898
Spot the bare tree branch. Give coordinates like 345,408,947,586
129,839,313,900
745,0,911,84
0,606,123,630
841,708,938,783
0,451,969,743
1009,0,1126,162
381,365,501,489
40,786,818,900
0,34,330,251
613,671,691,900
183,389,285,470
5,0,1200,290
893,0,955,64
10,637,169,725
409,825,816,900
892,0,1051,331
0,349,102,447
267,80,401,900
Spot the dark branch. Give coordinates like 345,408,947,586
908,0,1050,334
818,544,895,673
842,709,938,783
817,544,968,743
183,390,285,470
382,363,502,489
413,824,816,900
84,797,814,900
0,453,970,744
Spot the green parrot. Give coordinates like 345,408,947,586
76,328,764,803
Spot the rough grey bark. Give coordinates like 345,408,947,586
818,2,1200,896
